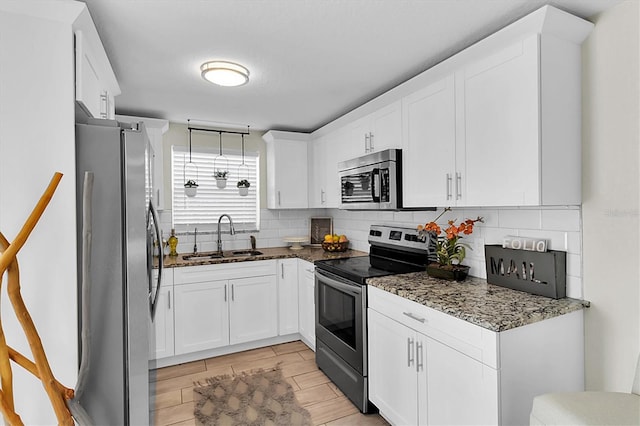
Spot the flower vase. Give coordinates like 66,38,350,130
184,186,197,197
238,186,249,196
426,263,470,281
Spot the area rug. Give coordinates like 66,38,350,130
193,366,312,426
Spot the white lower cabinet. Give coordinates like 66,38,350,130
297,260,315,350
172,260,277,356
368,285,584,425
278,259,299,335
369,290,498,425
174,280,229,355
424,337,498,425
229,275,278,345
368,308,420,425
150,269,175,360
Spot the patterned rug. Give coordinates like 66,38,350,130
193,366,312,426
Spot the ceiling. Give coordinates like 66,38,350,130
81,0,621,132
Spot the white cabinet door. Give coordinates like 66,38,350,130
368,308,419,426
369,100,402,153
263,131,309,209
229,275,278,345
150,285,174,360
150,270,174,360
343,101,402,159
74,30,118,119
459,36,540,206
402,75,456,207
424,337,499,425
278,259,299,335
309,134,327,208
297,260,315,350
174,280,229,355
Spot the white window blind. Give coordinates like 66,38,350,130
171,145,259,227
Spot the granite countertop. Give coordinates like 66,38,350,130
161,246,367,268
367,272,586,332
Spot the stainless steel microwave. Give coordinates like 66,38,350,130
338,149,402,210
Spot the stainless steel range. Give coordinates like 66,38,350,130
314,225,435,413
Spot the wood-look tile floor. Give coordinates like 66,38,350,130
151,341,389,426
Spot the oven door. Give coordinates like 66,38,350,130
338,161,397,210
315,269,366,374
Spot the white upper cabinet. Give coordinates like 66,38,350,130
309,131,341,208
263,130,309,209
73,9,120,120
400,6,591,208
315,6,591,208
459,35,542,206
343,101,402,160
402,75,456,208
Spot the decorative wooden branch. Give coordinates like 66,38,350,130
0,172,75,425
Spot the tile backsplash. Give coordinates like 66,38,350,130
159,205,583,299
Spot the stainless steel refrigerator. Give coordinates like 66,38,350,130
75,119,163,425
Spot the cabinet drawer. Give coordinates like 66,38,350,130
368,285,497,368
174,260,277,285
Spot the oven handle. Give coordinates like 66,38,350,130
315,269,362,296
371,168,380,202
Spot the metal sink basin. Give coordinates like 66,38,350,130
231,250,263,257
181,252,224,261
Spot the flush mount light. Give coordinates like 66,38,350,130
200,61,249,87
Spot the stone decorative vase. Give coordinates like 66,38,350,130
426,263,470,281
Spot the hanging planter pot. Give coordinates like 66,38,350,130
237,179,250,196
184,180,198,197
214,170,228,189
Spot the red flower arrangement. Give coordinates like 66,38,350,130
417,207,484,267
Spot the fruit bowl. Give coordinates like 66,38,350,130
321,241,349,252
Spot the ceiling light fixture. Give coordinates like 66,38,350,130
200,61,249,87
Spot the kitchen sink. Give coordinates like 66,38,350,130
181,252,224,261
231,250,263,256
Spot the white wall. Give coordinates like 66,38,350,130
582,0,640,392
0,6,79,424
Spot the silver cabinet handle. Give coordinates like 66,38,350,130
232,284,235,301
403,311,426,323
321,189,326,204
278,191,281,206
416,341,424,372
281,263,284,279
168,290,171,309
224,285,227,302
407,337,415,367
456,172,462,200
364,133,369,152
446,173,452,200
369,132,374,152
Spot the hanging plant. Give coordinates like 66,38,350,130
214,170,228,188
237,179,250,196
184,179,198,197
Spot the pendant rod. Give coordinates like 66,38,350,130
188,125,250,136
241,134,245,165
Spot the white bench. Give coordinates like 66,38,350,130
530,356,640,425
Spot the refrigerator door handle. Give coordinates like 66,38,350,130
148,200,163,321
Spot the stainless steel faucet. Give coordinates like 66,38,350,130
217,214,236,253
193,227,198,254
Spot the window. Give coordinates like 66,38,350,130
171,145,259,228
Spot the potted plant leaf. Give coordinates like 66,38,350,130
184,179,198,197
214,170,228,189
237,179,250,196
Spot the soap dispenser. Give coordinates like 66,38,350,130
168,228,178,257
